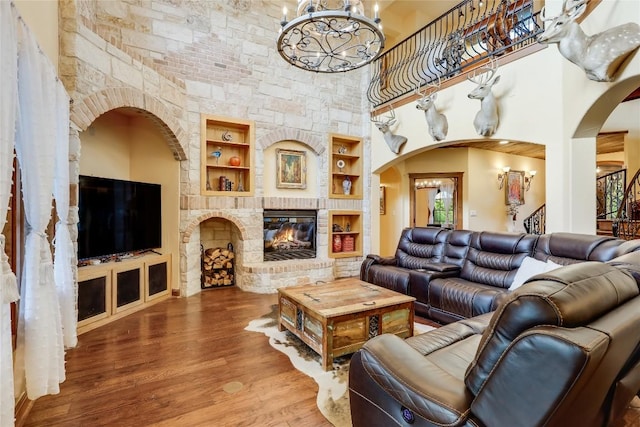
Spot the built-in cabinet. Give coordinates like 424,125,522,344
329,134,362,199
328,210,362,258
77,253,171,334
200,114,255,196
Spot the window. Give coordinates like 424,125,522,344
433,190,455,225
410,173,463,229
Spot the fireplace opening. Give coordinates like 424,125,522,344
264,210,316,261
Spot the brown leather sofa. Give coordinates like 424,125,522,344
360,227,640,324
349,256,640,426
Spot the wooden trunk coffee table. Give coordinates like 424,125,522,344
277,278,415,370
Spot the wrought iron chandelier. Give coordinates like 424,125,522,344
277,0,385,73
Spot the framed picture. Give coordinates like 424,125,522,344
505,170,525,205
276,149,306,189
380,186,386,215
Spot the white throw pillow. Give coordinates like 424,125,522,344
545,260,562,272
509,256,549,291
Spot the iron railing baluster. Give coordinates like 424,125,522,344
368,0,544,107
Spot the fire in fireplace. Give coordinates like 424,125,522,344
264,210,316,261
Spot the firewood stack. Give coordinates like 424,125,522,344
202,247,235,287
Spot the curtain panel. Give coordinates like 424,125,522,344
13,17,66,402
0,2,20,425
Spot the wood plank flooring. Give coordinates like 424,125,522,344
25,287,331,427
24,285,640,426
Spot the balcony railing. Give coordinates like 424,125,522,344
368,0,544,107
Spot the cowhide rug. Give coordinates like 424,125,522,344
245,305,435,427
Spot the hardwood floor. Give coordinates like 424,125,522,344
25,287,331,426
24,286,640,427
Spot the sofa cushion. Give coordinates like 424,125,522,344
534,232,625,264
509,257,561,291
460,232,537,288
395,227,449,269
465,262,639,396
429,277,509,319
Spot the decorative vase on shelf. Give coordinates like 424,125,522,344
333,234,343,253
229,156,241,167
342,176,352,195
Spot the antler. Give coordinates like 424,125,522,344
415,76,442,99
467,58,497,85
564,0,587,19
386,105,396,121
542,0,586,21
369,105,383,124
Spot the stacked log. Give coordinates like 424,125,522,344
202,247,234,287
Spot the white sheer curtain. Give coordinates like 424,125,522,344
426,188,438,224
441,180,455,227
14,19,65,400
53,86,76,349
0,2,19,424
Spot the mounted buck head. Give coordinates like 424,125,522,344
537,0,640,82
537,0,587,44
467,59,501,137
415,77,448,142
370,106,408,154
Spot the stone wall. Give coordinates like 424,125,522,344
60,0,371,295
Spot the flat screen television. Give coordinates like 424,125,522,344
78,175,161,260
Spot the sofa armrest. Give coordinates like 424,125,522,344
366,254,397,265
351,333,478,426
419,262,460,273
360,255,398,282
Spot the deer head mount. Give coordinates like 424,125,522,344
370,106,408,154
537,0,640,82
467,59,501,137
415,77,448,142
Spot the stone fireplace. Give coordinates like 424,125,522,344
263,210,317,261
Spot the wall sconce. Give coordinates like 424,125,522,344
525,170,537,191
498,166,510,189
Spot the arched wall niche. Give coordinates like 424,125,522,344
70,87,188,161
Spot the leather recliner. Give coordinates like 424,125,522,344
349,259,640,427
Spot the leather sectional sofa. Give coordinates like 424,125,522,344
360,227,640,324
349,254,640,426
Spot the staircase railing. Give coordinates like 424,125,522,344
368,0,544,107
596,169,626,220
614,168,640,240
523,204,545,235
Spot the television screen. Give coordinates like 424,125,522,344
78,175,161,260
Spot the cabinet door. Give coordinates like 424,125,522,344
145,254,171,301
112,265,143,313
77,269,111,327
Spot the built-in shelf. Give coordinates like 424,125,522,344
201,114,255,196
329,210,362,258
329,133,363,199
